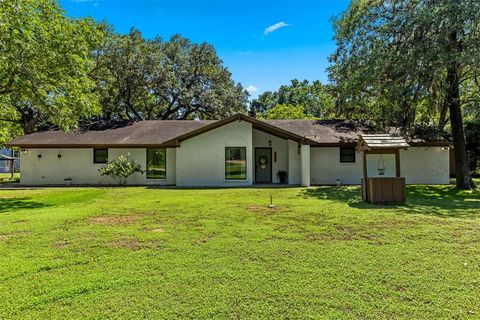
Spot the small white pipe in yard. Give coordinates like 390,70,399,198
268,193,274,208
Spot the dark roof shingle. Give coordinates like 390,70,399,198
8,120,214,147
264,119,387,144
7,114,450,148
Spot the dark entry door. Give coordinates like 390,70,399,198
255,148,272,183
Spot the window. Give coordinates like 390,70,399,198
147,148,166,179
93,149,108,164
340,147,356,163
225,147,247,180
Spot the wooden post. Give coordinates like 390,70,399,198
363,150,368,179
395,149,401,177
363,150,368,201
9,159,13,180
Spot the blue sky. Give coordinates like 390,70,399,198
60,0,350,98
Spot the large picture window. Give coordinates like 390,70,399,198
147,148,166,179
93,149,108,164
225,147,247,180
340,147,356,163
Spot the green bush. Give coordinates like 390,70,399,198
99,154,142,186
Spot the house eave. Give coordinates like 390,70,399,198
6,143,178,149
408,141,452,147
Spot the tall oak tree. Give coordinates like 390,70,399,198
329,0,480,189
0,0,103,138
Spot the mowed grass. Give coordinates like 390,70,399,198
0,184,479,319
0,172,20,184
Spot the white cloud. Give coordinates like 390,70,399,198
264,21,290,35
69,0,98,3
246,85,258,95
68,0,99,6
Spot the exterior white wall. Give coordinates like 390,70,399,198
20,148,110,185
310,146,450,185
366,154,396,178
175,120,253,187
252,129,288,183
300,144,311,187
400,147,449,184
19,148,176,185
17,136,449,186
310,147,363,185
287,140,301,185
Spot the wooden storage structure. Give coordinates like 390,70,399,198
361,177,406,203
357,134,408,204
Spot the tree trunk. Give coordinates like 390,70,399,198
438,99,449,131
444,11,476,189
446,63,474,189
401,100,416,136
20,112,38,135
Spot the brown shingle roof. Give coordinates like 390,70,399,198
7,120,214,147
264,119,388,145
7,114,450,148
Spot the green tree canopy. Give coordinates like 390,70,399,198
264,104,310,120
0,0,103,139
329,0,480,189
93,29,248,121
252,79,334,118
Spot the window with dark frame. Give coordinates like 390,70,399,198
146,148,166,179
225,147,247,180
93,149,108,164
340,147,356,163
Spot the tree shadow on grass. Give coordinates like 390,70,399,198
0,197,50,213
300,185,480,218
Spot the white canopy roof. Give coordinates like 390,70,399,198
356,134,409,151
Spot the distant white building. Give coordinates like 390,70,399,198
0,148,20,173
8,113,450,186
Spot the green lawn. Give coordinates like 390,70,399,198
0,184,479,319
0,172,20,184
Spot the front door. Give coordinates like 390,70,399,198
255,148,272,183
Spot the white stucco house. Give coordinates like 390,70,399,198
7,113,451,187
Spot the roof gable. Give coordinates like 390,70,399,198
162,114,315,146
